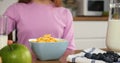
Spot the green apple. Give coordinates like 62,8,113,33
0,44,32,63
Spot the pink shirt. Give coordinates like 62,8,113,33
4,3,76,50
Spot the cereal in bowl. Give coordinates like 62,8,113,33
36,34,58,42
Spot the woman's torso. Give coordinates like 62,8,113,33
12,3,67,47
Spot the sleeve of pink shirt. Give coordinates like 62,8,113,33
62,9,76,50
3,4,19,34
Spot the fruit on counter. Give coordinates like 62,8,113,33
0,58,1,63
84,51,120,63
0,44,32,63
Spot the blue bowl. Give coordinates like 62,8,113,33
29,39,68,60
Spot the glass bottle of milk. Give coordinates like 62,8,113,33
106,0,120,52
0,16,8,50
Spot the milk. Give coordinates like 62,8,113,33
106,20,120,52
0,35,8,50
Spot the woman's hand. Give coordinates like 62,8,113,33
7,40,13,45
59,49,75,63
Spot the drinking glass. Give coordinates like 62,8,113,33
106,0,120,52
0,16,8,49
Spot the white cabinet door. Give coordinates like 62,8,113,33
73,21,108,49
73,21,108,38
75,39,106,50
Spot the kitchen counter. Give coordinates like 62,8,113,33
35,50,81,63
36,60,59,63
0,57,1,63
0,49,107,63
35,49,108,63
73,16,108,21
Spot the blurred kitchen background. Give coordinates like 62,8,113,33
63,0,109,17
0,0,110,50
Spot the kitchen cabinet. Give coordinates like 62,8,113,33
73,21,108,49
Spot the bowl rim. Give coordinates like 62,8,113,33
28,38,68,43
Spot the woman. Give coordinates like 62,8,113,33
5,0,76,63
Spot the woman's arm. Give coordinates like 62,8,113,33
3,3,19,35
59,9,76,63
62,9,76,50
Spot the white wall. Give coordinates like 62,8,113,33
0,0,18,15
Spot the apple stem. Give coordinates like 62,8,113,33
9,45,13,51
8,40,13,51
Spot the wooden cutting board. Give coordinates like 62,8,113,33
0,57,2,63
